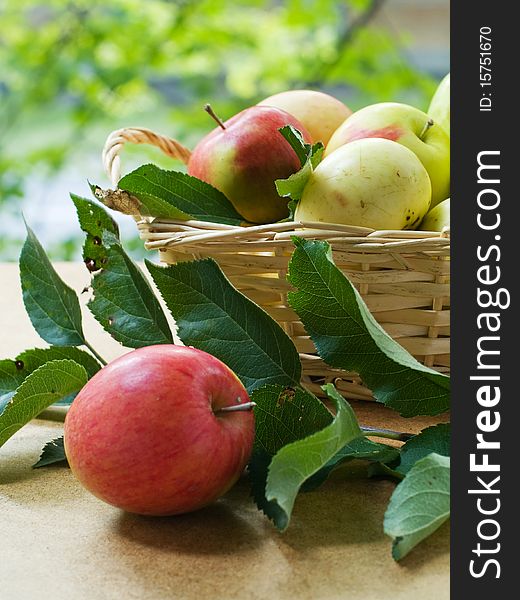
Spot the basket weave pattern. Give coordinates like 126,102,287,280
103,128,450,401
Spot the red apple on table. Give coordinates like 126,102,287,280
187,105,311,224
64,345,255,516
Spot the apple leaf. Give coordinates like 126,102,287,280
116,164,245,224
264,383,364,530
276,126,324,205
33,436,67,469
275,160,314,205
396,423,450,475
368,462,404,481
0,347,101,412
248,383,332,527
73,198,173,347
248,448,289,527
71,193,119,269
287,238,450,417
251,384,332,455
277,125,312,167
302,435,401,492
384,453,450,560
249,384,395,522
0,360,88,448
87,234,173,348
20,225,86,347
146,258,301,392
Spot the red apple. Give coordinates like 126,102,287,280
187,105,311,224
64,345,255,516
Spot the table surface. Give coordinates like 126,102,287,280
0,263,449,600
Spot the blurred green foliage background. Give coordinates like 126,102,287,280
0,0,449,260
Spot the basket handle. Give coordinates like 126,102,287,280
102,127,192,187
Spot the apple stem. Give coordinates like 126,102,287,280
204,104,226,130
216,401,256,413
419,118,434,140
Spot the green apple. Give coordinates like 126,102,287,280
258,89,352,145
428,73,450,137
325,102,450,207
420,198,450,231
295,138,432,230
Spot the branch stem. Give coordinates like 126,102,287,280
361,425,413,442
37,407,68,422
84,341,107,366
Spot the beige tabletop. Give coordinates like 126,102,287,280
0,263,449,600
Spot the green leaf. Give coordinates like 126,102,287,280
251,384,332,455
368,462,404,481
248,383,332,526
88,234,173,348
384,453,450,560
20,225,85,346
0,360,88,448
275,159,314,203
264,383,363,530
146,258,301,392
117,164,245,225
287,238,450,417
0,347,101,411
277,125,311,166
70,193,119,269
275,127,324,205
302,435,401,492
248,448,289,526
397,423,450,475
33,436,67,468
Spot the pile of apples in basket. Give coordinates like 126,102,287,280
186,73,450,231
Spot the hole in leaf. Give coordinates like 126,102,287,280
85,258,98,272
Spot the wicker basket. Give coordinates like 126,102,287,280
102,128,450,401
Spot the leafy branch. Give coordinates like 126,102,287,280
3,186,450,560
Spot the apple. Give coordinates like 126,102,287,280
295,138,431,230
420,198,450,231
64,345,255,516
325,102,450,207
428,73,450,137
187,105,311,224
258,89,352,145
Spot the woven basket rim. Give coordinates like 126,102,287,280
137,216,451,253
101,126,450,245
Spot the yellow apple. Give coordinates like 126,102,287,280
325,102,450,207
428,73,450,137
295,138,432,230
258,89,352,145
420,198,450,231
